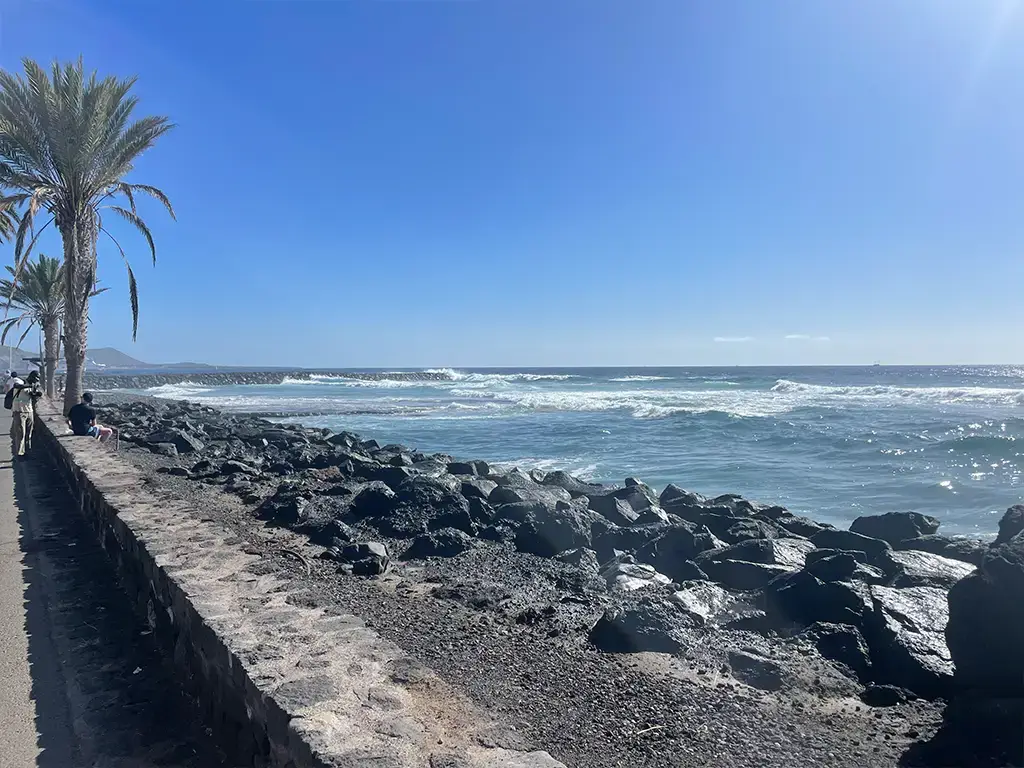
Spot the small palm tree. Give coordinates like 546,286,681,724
0,58,175,412
0,254,105,397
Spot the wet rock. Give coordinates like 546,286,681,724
850,511,941,546
802,622,872,683
947,531,1024,693
588,595,698,654
810,529,892,561
460,477,497,501
728,650,785,691
635,523,723,581
885,550,975,589
859,684,910,707
338,542,390,576
895,534,987,566
867,585,952,697
403,528,474,559
995,504,1024,545
600,554,672,592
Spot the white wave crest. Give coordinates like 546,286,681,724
770,379,1024,406
610,375,673,382
145,382,213,398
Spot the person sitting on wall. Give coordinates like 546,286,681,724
66,392,114,442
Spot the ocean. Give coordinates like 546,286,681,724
135,365,1024,536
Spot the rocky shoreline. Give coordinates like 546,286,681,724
84,394,1024,766
68,369,453,390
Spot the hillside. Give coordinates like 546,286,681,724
85,347,152,369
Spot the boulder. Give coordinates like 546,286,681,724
700,559,796,592
947,532,1024,693
866,585,952,697
541,470,601,498
804,551,885,584
810,529,892,561
885,550,975,589
633,506,673,526
146,428,204,455
290,496,351,546
670,581,734,625
728,650,785,691
338,542,390,576
589,595,698,654
364,465,417,490
348,482,397,519
850,512,941,546
460,477,498,501
221,459,260,476
659,484,705,509
588,495,640,526
447,460,489,476
767,512,831,538
490,483,571,507
491,468,536,488
593,523,674,562
700,515,788,544
802,622,872,683
149,442,178,457
403,528,474,559
895,534,987,566
764,570,874,628
383,476,472,537
556,547,601,576
635,524,723,582
995,505,1024,545
600,554,672,592
515,505,594,558
479,524,516,543
696,538,815,568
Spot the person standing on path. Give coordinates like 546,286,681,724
11,371,40,457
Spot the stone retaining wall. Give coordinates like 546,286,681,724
33,399,564,768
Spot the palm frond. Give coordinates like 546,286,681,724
100,226,139,339
106,204,155,263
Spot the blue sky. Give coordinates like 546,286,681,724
2,0,1023,367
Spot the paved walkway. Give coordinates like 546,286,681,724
0,411,225,767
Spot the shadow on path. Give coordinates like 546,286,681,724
15,450,228,767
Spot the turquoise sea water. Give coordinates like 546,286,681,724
136,366,1024,535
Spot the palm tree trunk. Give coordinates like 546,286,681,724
41,316,59,399
60,214,97,415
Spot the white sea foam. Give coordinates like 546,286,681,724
609,375,673,382
145,382,213,398
770,379,1024,406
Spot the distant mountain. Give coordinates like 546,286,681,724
85,347,152,369
0,345,40,372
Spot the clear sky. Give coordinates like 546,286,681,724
1,0,1023,367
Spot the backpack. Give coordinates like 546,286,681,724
3,387,14,410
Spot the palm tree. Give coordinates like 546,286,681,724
0,58,175,412
0,254,106,397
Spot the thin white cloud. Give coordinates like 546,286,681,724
784,334,831,342
714,336,754,343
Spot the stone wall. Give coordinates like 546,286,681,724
33,400,563,768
